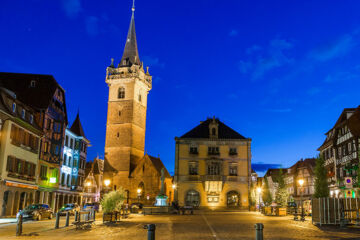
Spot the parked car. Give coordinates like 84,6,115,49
83,202,100,212
16,204,54,221
59,203,80,216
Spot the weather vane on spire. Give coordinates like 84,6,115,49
132,0,135,12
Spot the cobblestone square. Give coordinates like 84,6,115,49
1,211,360,240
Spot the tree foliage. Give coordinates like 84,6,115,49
262,177,272,205
314,154,329,198
275,168,289,207
249,182,256,206
101,189,126,213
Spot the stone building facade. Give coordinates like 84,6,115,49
103,3,171,204
174,117,251,209
0,87,43,216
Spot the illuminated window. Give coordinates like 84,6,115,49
21,109,25,119
189,162,198,175
30,114,34,124
118,87,125,99
12,103,16,113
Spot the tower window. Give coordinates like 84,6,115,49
119,111,121,116
117,132,120,138
138,94,142,102
30,80,36,87
118,87,125,99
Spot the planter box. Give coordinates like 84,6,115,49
263,206,272,216
276,207,287,216
103,212,121,223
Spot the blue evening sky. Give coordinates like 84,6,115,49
1,0,360,176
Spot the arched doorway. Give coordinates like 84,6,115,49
13,192,19,215
227,191,240,207
185,190,200,207
19,192,27,210
2,191,11,216
35,191,40,203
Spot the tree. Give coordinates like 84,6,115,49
249,182,256,207
101,189,126,213
275,168,289,207
262,177,273,205
314,154,329,198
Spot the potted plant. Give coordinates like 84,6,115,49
101,189,126,223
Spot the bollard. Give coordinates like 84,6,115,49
144,224,156,240
65,212,70,227
55,212,60,229
254,223,264,240
16,214,23,236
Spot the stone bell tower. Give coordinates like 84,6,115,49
104,1,152,187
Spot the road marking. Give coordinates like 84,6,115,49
202,214,220,240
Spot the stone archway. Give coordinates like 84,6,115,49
227,191,240,207
19,192,26,211
2,191,11,216
12,191,19,215
185,190,200,207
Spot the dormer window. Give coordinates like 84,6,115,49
12,103,16,113
21,109,25,119
30,80,36,87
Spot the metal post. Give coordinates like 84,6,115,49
16,214,23,236
254,223,264,240
55,212,60,229
65,212,70,227
300,189,305,221
144,224,156,240
93,209,96,221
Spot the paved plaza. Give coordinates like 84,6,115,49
1,211,360,240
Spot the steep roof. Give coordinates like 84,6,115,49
119,4,140,67
348,106,360,136
0,72,61,109
147,155,171,178
69,112,87,139
180,118,246,139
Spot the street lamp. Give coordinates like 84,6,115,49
298,179,305,221
257,187,262,212
104,179,110,187
86,182,91,187
137,188,142,204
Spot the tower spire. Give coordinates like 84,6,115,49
119,0,140,67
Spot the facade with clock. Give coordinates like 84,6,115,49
174,117,252,209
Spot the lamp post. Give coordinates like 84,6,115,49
298,179,305,221
257,187,262,212
104,179,110,195
137,188,142,204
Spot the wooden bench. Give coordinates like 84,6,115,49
72,211,94,230
180,206,194,215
